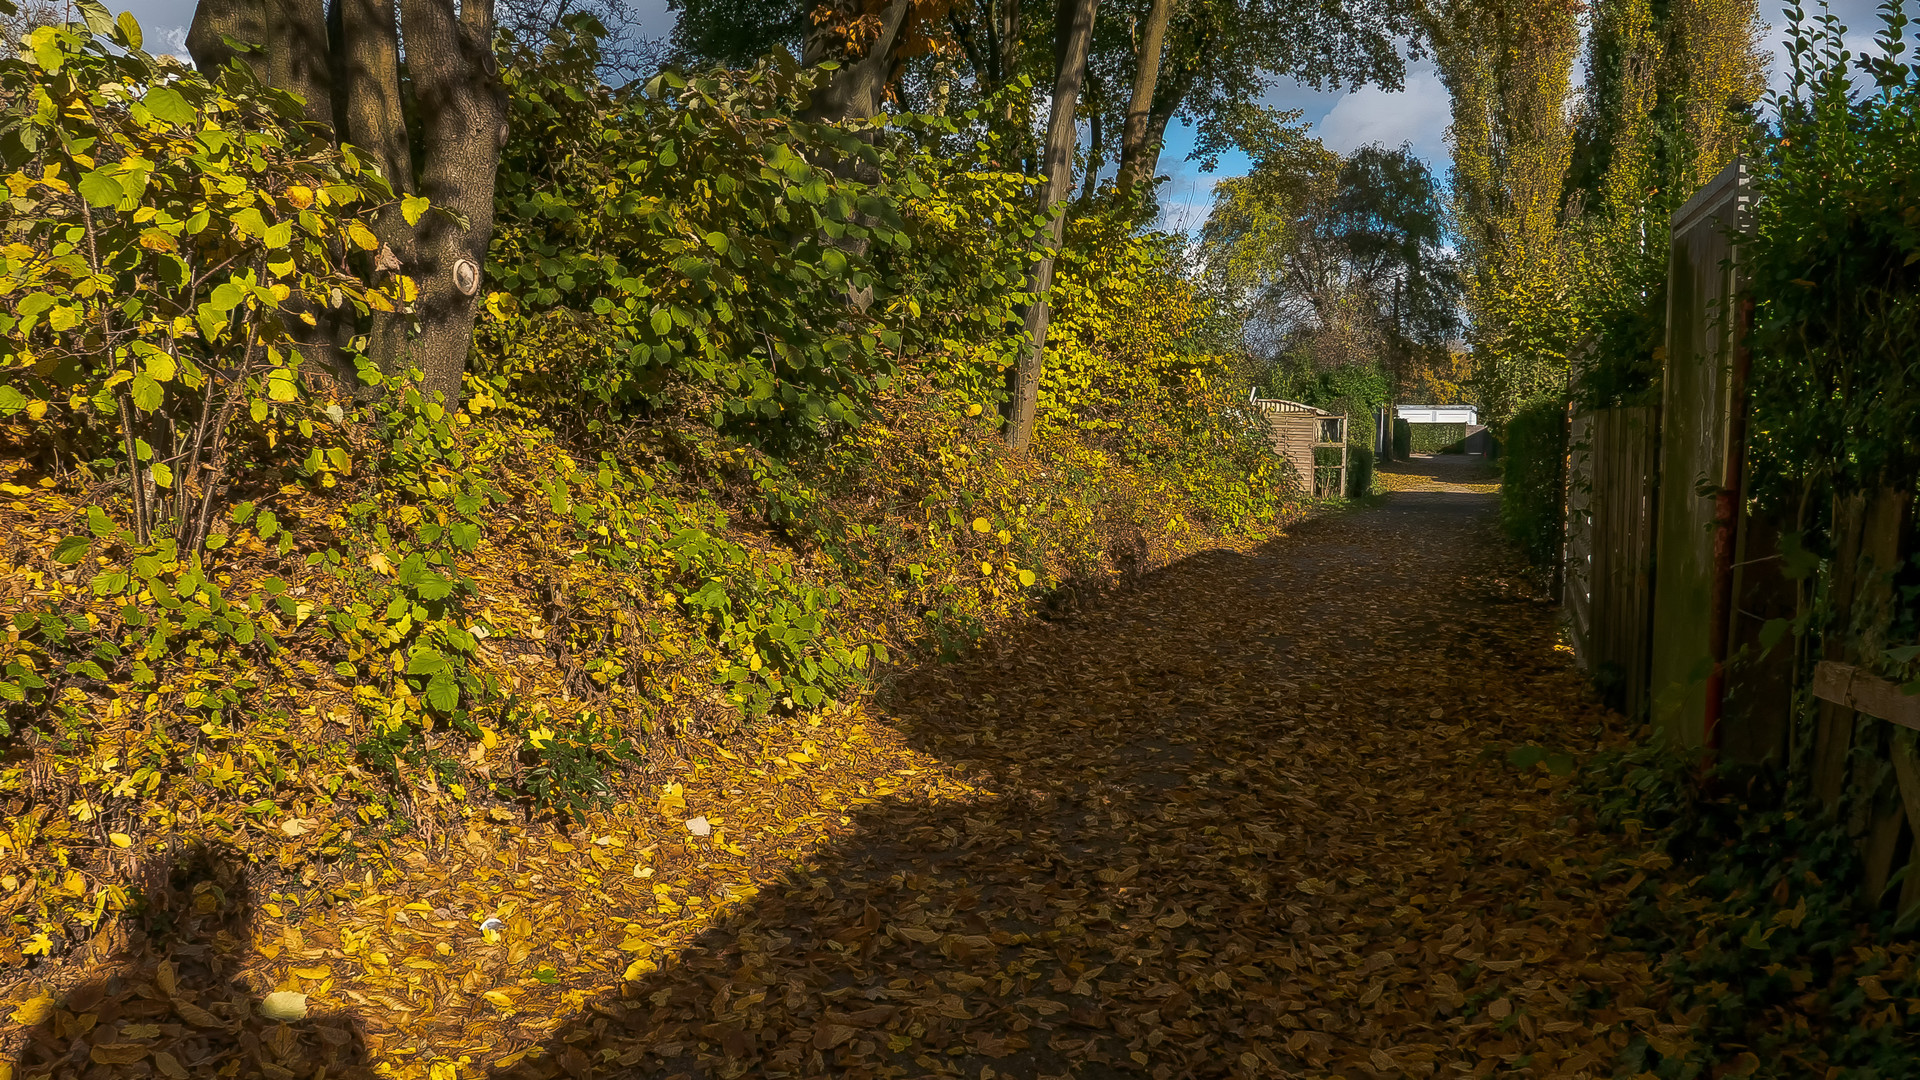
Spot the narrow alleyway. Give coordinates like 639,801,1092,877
499,456,1652,1079
9,457,1657,1080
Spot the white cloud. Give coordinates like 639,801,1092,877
1313,61,1451,166
157,25,191,61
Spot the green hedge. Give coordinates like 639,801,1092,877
1499,397,1568,567
1347,443,1374,497
1409,422,1467,453
1392,418,1411,459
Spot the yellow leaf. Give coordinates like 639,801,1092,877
260,991,308,1021
622,957,658,980
483,990,514,1009
972,517,990,533
109,832,132,848
10,994,53,1025
286,185,314,209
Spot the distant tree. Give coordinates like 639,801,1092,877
1,0,61,43
498,0,668,79
667,0,805,68
1202,138,1459,402
1101,0,1418,209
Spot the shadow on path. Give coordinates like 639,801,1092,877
481,484,1633,1079
8,843,373,1080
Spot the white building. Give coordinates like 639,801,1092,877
1396,404,1479,425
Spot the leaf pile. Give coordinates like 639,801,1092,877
6,464,1691,1079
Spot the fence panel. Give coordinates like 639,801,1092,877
1648,159,1750,747
1566,406,1659,715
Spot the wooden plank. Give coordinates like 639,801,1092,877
1813,662,1920,731
1862,787,1906,904
1894,736,1920,916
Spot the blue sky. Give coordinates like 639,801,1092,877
110,0,1898,232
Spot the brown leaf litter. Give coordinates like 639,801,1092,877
5,458,1670,1079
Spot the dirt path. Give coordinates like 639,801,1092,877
489,455,1650,1079
11,456,1662,1080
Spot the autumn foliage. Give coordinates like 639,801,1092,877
0,8,1296,1000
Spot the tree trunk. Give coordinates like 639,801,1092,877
1079,107,1102,203
190,0,333,127
186,0,266,75
332,0,415,380
268,0,335,126
399,0,505,405
1003,0,1100,451
801,0,913,122
1127,77,1183,193
1114,0,1174,197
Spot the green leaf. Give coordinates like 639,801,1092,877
413,572,455,601
115,10,142,48
143,88,198,128
401,195,430,226
52,536,90,564
267,369,298,403
232,207,269,239
145,351,177,382
208,282,247,313
129,374,164,413
1506,745,1546,771
426,671,459,711
704,231,730,254
77,170,123,209
75,0,114,35
406,648,447,677
1759,618,1792,653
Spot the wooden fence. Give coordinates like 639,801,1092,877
1560,156,1920,918
1564,406,1658,715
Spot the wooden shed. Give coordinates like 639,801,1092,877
1252,397,1347,496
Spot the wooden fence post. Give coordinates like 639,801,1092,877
1812,488,1912,809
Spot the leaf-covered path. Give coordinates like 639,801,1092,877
10,456,1673,1080
495,455,1656,1079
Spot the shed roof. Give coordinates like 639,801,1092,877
1251,397,1335,417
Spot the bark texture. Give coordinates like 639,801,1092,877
399,0,506,404
800,0,914,123
1114,0,1174,197
333,0,417,380
1004,0,1101,451
189,0,334,127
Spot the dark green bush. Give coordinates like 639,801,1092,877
1346,443,1374,497
1392,417,1411,458
1499,396,1567,567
